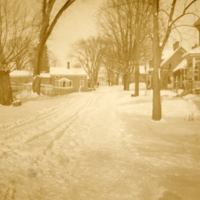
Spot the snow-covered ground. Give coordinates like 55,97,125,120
119,83,200,120
0,85,200,200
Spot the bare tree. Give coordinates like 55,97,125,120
33,0,77,94
98,0,152,92
48,50,61,68
133,0,152,95
102,42,124,86
73,36,108,88
151,0,200,121
0,0,38,105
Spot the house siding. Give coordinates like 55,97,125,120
161,48,186,89
51,74,88,92
10,70,88,95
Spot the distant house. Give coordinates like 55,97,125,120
10,70,51,94
10,70,33,85
160,41,187,89
10,70,51,85
10,66,88,95
182,46,200,91
50,67,88,92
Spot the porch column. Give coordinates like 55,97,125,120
193,57,196,89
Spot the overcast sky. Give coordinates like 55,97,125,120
46,0,105,67
26,0,199,67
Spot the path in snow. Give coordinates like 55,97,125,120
0,87,200,200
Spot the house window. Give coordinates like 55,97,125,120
80,80,84,87
169,64,171,70
56,75,59,79
195,64,199,81
63,81,66,87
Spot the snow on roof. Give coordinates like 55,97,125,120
50,67,87,75
173,59,187,72
161,46,187,67
58,78,71,82
10,70,51,78
40,73,51,78
183,46,200,58
10,70,33,76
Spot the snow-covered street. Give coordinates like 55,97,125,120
0,86,200,200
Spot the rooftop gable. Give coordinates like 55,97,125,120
173,59,187,72
161,46,187,67
183,46,200,58
50,67,87,75
10,70,33,76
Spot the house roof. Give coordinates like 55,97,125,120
10,70,51,78
183,46,200,58
50,67,87,75
40,73,51,78
161,46,187,67
173,59,187,72
10,70,32,76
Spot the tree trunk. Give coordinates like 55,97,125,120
90,74,95,88
134,2,141,97
124,72,130,91
0,71,13,106
34,43,45,76
107,72,111,86
33,39,45,95
152,0,162,121
32,75,41,95
116,74,119,85
94,71,99,86
135,64,139,96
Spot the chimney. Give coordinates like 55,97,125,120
173,41,179,51
67,62,70,69
192,44,198,49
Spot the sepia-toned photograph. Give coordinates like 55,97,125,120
0,0,200,199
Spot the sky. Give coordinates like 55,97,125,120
25,0,200,67
46,0,105,68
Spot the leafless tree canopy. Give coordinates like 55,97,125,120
0,0,38,72
73,36,108,87
97,0,152,91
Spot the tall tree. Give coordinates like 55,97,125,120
73,36,108,88
48,50,61,68
133,0,152,95
0,0,38,105
151,0,200,120
98,0,152,92
33,0,76,94
102,42,124,86
34,0,76,75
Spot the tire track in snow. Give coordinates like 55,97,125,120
0,95,83,134
26,94,96,152
1,95,88,141
0,94,96,160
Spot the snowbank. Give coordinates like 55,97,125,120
117,89,200,119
